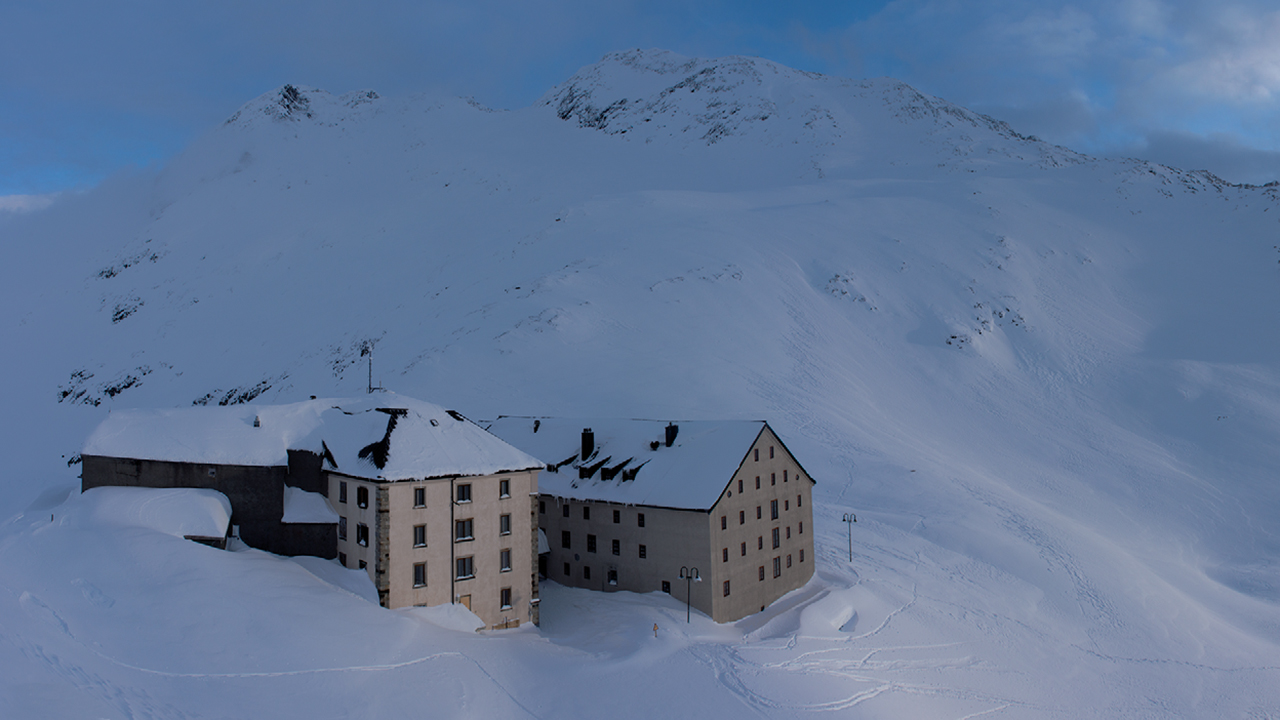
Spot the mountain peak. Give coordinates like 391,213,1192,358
223,84,381,127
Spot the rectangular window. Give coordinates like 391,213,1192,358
797,494,802,507
787,554,792,568
800,549,805,563
755,476,761,489
786,526,791,539
784,470,788,482
561,530,571,549
539,500,545,514
758,566,765,581
722,548,728,562
357,523,369,547
357,486,369,509
338,551,347,566
583,506,590,520
739,510,745,525
339,481,348,504
583,565,592,580
772,528,780,549
799,521,804,534
499,479,510,498
738,479,743,493
413,524,426,547
773,556,781,577
771,473,776,486
500,549,512,572
456,484,471,503
562,504,570,518
611,539,620,556
770,446,774,459
662,580,671,594
723,580,731,597
414,487,425,507
639,544,647,559
740,542,746,556
563,562,571,576
756,506,762,520
587,534,597,553
500,514,511,535
455,519,474,541
500,587,512,609
771,500,779,520
785,500,789,511
456,556,474,579
754,448,759,462
359,560,367,570
613,509,621,524
758,536,763,550
338,516,348,540
413,562,427,587
637,513,645,528
720,515,727,530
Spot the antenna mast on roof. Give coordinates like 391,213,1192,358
361,341,383,394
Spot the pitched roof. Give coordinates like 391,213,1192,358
83,393,544,481
486,417,765,511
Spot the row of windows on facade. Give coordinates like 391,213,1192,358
338,514,512,546
735,468,795,497
754,446,776,462
563,562,621,585
559,531,649,558
721,495,803,530
400,550,516,587
720,523,804,562
541,501,647,527
337,479,512,508
559,549,804,598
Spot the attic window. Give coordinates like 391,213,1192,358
430,418,439,427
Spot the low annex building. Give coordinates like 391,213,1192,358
487,417,815,623
81,394,545,629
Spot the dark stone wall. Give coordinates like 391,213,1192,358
81,454,334,557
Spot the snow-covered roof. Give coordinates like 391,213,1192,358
68,486,232,539
83,393,544,481
486,417,766,511
282,486,340,524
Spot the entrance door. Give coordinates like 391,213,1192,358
459,594,472,611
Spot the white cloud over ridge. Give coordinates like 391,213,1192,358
0,193,56,214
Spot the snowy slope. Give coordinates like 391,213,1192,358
1,48,1279,717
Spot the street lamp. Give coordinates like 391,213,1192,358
842,513,857,562
679,566,701,623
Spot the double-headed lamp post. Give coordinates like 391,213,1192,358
679,566,701,623
842,513,857,562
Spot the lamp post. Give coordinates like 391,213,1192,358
842,513,857,562
679,566,700,623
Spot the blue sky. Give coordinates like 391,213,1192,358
2,0,1278,200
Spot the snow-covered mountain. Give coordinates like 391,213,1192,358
2,49,1279,717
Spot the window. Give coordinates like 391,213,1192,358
662,581,671,593
613,509,620,524
413,524,426,547
611,539,620,556
738,479,743,493
500,549,512,572
739,510,745,525
786,526,791,539
500,587,512,609
539,500,545,514
771,500,779,520
456,484,471,503
758,566,765,581
455,519,473,541
785,500,789,511
756,506,762,520
784,470,788,483
773,557,781,578
499,479,510,498
740,542,746,556
800,549,805,563
562,504,570,518
772,528,780,549
755,476,761,490
339,481,348,504
721,515,727,530
722,548,729,562
583,506,590,521
639,544,647,559
797,494,802,507
723,580,731,597
561,531,571,549
771,473,776,486
607,569,618,586
338,516,348,540
500,514,511,535
456,556,474,579
754,448,759,462
770,446,775,459
359,560,367,570
357,486,369,509
787,554,792,568
758,536,763,550
587,534,597,553
563,562,571,576
357,523,369,547
584,565,592,580
338,551,347,566
413,562,427,587
799,521,804,535
637,513,645,528
414,487,425,507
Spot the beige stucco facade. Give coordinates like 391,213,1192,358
538,425,814,623
330,468,540,630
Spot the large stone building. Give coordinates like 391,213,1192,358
487,417,815,623
81,394,545,629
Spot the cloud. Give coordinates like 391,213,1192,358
1116,130,1280,185
0,193,57,214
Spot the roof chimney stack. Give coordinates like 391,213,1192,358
665,423,678,447
582,428,594,460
